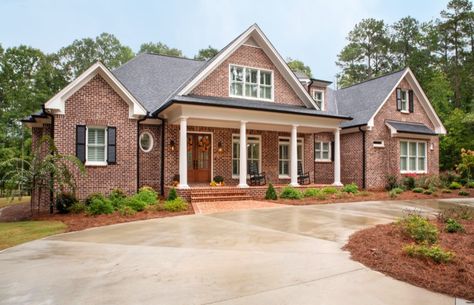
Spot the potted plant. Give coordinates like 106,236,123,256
172,174,180,187
214,175,225,186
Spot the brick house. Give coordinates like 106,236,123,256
23,24,446,204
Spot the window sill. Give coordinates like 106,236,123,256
278,175,290,179
229,94,274,103
85,161,107,167
401,110,410,114
400,171,427,174
315,159,332,163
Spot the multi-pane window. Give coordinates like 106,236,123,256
312,90,323,110
278,138,303,177
230,65,273,100
400,141,427,173
315,141,331,161
87,127,106,163
232,135,261,176
400,90,408,112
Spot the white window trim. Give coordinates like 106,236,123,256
139,131,154,153
85,126,107,166
400,89,409,113
373,140,385,148
312,89,324,111
400,140,427,174
315,141,331,162
278,137,304,178
231,134,262,179
229,64,274,102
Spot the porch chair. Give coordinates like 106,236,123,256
248,162,266,186
298,162,310,185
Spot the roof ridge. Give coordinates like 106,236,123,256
338,67,407,90
141,52,206,62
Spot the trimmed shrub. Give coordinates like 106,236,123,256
467,181,474,188
392,187,404,194
68,202,86,214
163,197,188,212
441,189,452,193
412,187,424,193
385,174,399,191
423,189,433,195
389,189,399,199
342,183,358,194
265,183,277,200
398,215,438,244
280,186,303,199
439,171,460,187
322,187,338,194
304,188,321,197
124,197,147,212
134,187,157,205
458,190,470,196
448,182,462,190
55,193,78,214
109,188,127,210
118,206,136,217
85,193,106,206
445,218,465,233
167,188,178,201
213,175,224,183
86,198,114,216
403,244,454,263
403,176,416,190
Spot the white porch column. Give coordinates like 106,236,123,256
178,116,189,189
333,128,343,186
290,124,299,187
238,121,249,188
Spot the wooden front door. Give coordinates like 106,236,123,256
187,133,211,183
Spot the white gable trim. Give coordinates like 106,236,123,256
44,62,147,119
177,24,319,109
367,68,446,134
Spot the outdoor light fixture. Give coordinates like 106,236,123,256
217,141,223,153
170,140,175,151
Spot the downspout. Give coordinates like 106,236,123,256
358,126,366,189
137,114,148,192
159,118,166,196
42,105,55,214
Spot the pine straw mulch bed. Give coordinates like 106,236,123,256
271,189,473,206
343,219,474,301
32,205,194,232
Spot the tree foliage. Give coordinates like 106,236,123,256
194,46,219,60
287,58,312,77
139,42,183,57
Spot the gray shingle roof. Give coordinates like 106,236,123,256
335,69,407,128
112,53,206,113
161,95,351,119
386,120,436,135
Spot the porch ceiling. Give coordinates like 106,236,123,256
160,104,341,132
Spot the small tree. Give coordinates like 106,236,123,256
167,188,178,201
265,183,277,200
456,149,474,181
1,136,85,215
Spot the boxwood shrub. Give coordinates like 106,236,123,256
164,197,188,212
86,197,114,216
280,186,303,199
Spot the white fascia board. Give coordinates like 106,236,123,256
177,24,318,109
44,62,147,119
368,68,446,135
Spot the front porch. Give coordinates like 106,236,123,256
161,103,346,194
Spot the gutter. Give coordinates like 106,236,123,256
136,114,149,191
358,126,366,189
42,105,55,213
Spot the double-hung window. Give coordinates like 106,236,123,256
230,65,273,101
87,127,107,165
278,138,303,177
312,90,324,110
400,90,408,112
315,141,331,161
232,135,261,177
400,140,427,173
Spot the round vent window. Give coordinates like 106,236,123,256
139,132,153,152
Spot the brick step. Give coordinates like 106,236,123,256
191,195,252,203
190,191,247,197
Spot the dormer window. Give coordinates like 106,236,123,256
400,90,408,112
230,65,273,101
312,90,324,110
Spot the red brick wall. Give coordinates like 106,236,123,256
313,132,334,184
138,125,162,191
190,45,305,106
54,74,138,199
365,76,440,189
341,131,364,188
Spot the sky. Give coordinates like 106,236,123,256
0,0,449,81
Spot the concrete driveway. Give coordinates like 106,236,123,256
1,198,472,305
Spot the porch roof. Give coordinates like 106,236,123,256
155,95,353,120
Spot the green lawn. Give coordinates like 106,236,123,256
0,221,66,250
0,196,31,209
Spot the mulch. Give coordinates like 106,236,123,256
271,189,473,205
343,220,474,301
32,205,195,232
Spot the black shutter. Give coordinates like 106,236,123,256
107,127,116,164
408,90,414,113
331,141,335,161
396,88,402,111
76,125,86,163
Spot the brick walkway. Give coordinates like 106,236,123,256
193,200,284,214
